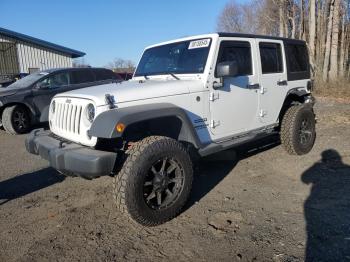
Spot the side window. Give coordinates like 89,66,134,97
217,41,252,76
259,42,283,74
38,72,69,89
286,44,308,72
94,69,116,81
70,70,95,84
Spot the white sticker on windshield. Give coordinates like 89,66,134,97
188,39,211,49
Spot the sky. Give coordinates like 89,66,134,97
0,0,241,67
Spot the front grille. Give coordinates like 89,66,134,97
54,102,83,135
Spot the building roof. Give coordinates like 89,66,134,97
0,27,85,58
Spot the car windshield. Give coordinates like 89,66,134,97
7,72,48,89
134,38,211,77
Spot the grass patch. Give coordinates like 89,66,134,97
314,79,350,100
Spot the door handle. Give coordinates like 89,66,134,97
277,80,288,86
246,83,260,89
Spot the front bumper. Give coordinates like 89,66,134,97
25,129,117,179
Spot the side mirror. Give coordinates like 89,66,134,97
213,61,239,89
216,61,238,78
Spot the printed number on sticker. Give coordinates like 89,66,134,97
189,39,210,49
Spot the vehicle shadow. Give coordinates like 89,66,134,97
302,149,350,261
0,167,65,205
185,134,280,210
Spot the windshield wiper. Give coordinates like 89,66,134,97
143,75,149,80
168,73,180,80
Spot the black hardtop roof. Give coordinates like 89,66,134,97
217,32,306,44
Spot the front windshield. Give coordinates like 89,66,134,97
7,72,48,89
134,38,211,77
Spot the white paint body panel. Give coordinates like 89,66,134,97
49,33,311,148
208,37,260,138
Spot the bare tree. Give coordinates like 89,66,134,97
106,58,135,73
309,0,317,62
217,0,350,82
323,0,335,81
329,0,341,80
72,58,90,68
217,0,259,33
300,0,306,39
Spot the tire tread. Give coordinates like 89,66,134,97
113,136,192,226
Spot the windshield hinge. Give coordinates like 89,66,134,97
209,92,219,102
210,120,220,128
259,109,267,117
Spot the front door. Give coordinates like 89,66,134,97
209,38,260,139
256,40,288,125
32,71,71,122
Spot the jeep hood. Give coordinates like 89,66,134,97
55,80,202,106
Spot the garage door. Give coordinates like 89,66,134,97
0,42,19,77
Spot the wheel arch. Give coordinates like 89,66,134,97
278,88,311,125
0,102,35,123
89,103,203,149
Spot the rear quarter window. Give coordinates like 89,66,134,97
70,70,95,84
284,42,311,81
286,44,308,72
94,69,116,81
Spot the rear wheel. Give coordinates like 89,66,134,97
280,104,316,155
2,105,31,134
113,136,193,226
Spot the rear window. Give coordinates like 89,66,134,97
70,70,95,84
286,44,308,72
259,43,283,74
94,69,116,81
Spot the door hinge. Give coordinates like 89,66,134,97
210,120,220,128
209,92,219,101
259,109,267,117
260,87,267,94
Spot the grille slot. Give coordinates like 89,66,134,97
53,101,83,135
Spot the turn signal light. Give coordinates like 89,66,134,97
116,123,125,133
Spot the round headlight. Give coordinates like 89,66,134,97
86,103,95,123
51,100,56,114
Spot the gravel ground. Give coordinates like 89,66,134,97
0,98,350,262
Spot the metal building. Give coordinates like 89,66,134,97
0,27,85,79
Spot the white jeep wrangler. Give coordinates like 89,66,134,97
26,33,316,226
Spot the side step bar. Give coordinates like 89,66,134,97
198,129,278,157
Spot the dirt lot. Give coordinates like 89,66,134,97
1,98,350,262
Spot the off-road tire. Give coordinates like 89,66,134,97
113,136,193,226
280,104,316,155
2,105,31,135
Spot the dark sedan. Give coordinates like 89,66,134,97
0,67,119,134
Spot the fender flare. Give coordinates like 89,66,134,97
0,100,36,121
89,103,203,148
286,87,309,98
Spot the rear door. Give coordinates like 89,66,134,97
257,40,288,125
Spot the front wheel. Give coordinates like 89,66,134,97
113,136,193,226
280,104,316,155
2,105,31,134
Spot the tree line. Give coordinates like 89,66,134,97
217,0,350,84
